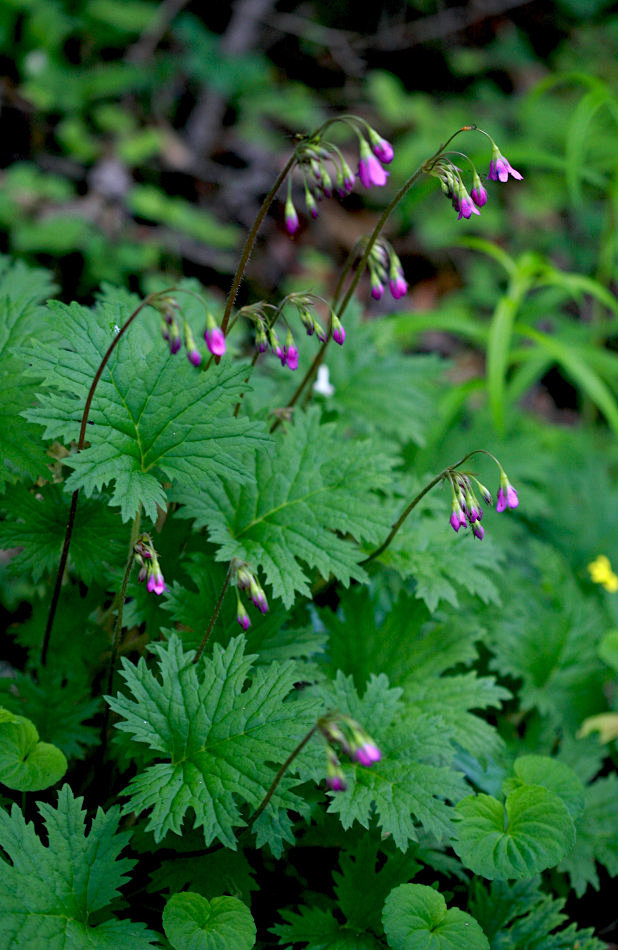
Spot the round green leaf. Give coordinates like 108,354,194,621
163,892,256,950
0,708,67,792
453,786,575,879
502,754,585,819
382,883,489,950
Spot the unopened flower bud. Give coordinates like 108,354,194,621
331,314,345,345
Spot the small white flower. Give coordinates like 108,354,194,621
313,365,335,397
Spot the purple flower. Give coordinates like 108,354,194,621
331,315,345,345
371,280,385,301
169,334,182,355
488,148,523,183
371,136,394,164
250,579,269,614
472,523,484,541
358,140,389,188
496,480,519,513
147,567,166,595
305,189,319,219
284,344,299,371
285,196,299,235
354,742,381,767
186,348,202,367
389,272,408,300
450,503,467,533
337,162,356,195
204,320,226,356
471,183,488,208
236,599,251,631
458,193,481,220
326,774,347,792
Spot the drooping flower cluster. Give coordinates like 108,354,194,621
155,296,226,366
241,293,345,374
424,134,522,222
232,558,269,631
134,533,166,595
366,238,408,302
447,461,518,541
318,713,381,792
284,118,393,234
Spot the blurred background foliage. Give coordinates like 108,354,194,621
1,0,618,937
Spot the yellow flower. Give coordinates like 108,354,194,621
587,555,618,593
578,713,618,745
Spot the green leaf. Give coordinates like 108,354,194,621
163,892,256,950
469,878,606,950
108,634,321,853
147,841,257,904
502,755,585,820
488,544,607,730
381,518,504,613
312,672,468,850
319,308,443,446
0,708,67,792
0,256,57,489
382,883,489,950
0,483,127,583
0,671,100,760
273,905,383,949
558,775,618,896
333,838,421,935
453,786,576,879
175,407,394,607
0,784,158,948
21,289,270,521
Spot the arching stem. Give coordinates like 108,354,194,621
41,292,165,667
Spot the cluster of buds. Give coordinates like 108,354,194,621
134,533,166,595
318,713,381,792
424,135,522,222
232,558,269,631
367,239,408,302
245,293,345,373
284,118,394,234
154,296,226,366
447,462,518,541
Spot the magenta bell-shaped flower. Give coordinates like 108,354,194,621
358,139,389,188
204,313,226,356
488,145,523,183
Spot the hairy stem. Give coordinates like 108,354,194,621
193,564,233,664
41,293,162,667
360,451,478,566
220,154,297,336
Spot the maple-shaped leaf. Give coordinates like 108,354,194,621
174,407,394,607
0,483,127,583
558,774,618,896
470,878,606,950
0,784,159,948
382,517,504,612
273,906,383,950
20,288,271,521
319,587,507,760
107,634,321,853
0,256,57,489
311,308,444,446
307,672,468,850
160,551,327,681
